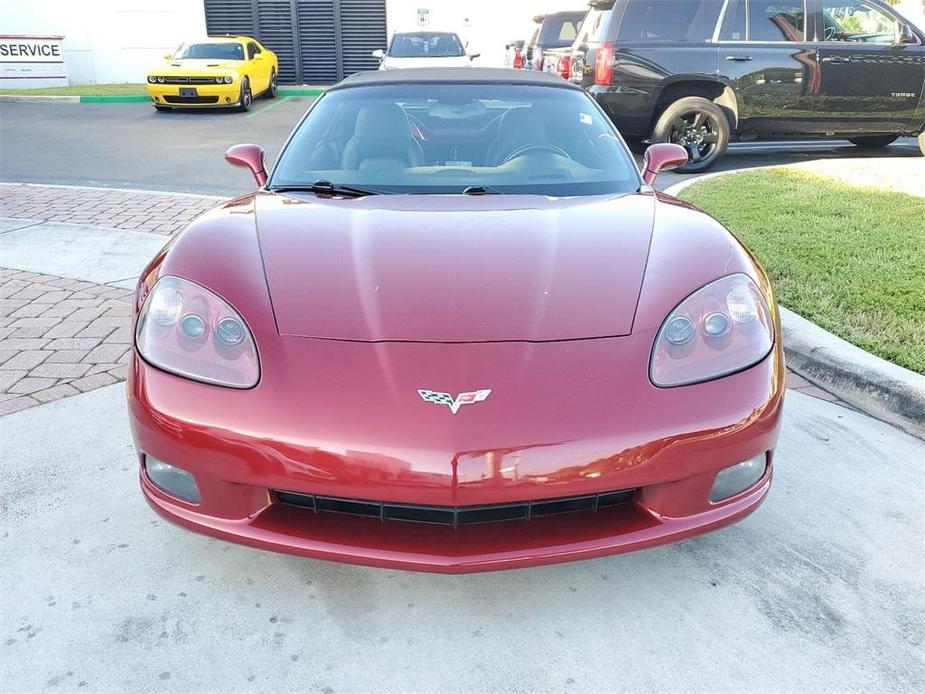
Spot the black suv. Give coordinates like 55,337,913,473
571,0,925,171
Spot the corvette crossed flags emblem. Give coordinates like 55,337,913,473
418,389,492,415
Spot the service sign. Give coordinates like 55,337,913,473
0,35,68,88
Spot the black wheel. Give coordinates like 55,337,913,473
848,135,898,149
237,78,252,112
651,96,730,173
153,104,171,112
266,70,278,99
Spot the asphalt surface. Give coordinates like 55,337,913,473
1,386,922,693
0,100,921,196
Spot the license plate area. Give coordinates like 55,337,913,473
179,87,198,98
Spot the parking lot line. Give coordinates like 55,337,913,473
245,95,292,119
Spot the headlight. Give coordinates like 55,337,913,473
156,76,165,83
136,276,259,388
147,76,157,84
650,274,774,387
224,76,234,84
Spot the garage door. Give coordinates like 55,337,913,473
203,0,387,84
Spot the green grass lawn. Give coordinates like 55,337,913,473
680,169,925,375
0,83,146,96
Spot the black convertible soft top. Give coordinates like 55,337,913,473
328,67,582,91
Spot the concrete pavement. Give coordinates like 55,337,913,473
1,386,922,693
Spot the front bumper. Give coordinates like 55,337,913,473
147,83,240,108
129,333,784,573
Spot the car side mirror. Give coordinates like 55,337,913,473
372,49,385,60
253,52,264,60
225,143,268,187
641,143,689,186
469,52,481,60
899,23,919,45
163,52,173,60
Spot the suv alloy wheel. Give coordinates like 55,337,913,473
651,97,730,174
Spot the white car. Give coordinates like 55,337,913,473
372,32,478,70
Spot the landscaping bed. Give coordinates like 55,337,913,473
680,168,925,375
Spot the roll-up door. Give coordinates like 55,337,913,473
203,0,388,84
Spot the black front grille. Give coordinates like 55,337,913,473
275,488,636,527
163,76,220,84
163,95,221,104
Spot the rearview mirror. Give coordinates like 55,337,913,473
225,143,268,187
641,143,689,186
372,49,385,60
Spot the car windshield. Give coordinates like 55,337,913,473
175,42,244,61
270,84,640,196
389,33,465,58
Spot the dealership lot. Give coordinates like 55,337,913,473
1,98,924,693
1,101,921,196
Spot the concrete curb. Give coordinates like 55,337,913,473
0,94,80,103
664,172,925,440
780,308,925,439
1,87,323,105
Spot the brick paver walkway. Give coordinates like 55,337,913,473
0,268,133,415
0,182,220,235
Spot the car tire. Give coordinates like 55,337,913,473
153,104,171,112
237,78,252,112
848,135,898,149
266,70,278,99
651,96,730,174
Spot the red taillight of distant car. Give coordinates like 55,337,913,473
513,49,523,69
595,43,615,85
557,57,571,80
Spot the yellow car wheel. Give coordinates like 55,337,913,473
237,77,252,112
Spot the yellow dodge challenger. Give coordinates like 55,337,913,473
147,36,278,112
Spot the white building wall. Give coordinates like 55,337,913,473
0,0,205,84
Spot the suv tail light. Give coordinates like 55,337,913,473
594,43,615,85
513,48,523,69
557,56,571,80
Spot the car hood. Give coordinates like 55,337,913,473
255,192,655,342
158,59,240,72
381,56,472,69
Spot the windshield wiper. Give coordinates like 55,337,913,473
462,185,504,195
270,180,381,198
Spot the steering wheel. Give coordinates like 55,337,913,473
502,143,572,165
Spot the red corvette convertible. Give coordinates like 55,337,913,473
128,69,783,573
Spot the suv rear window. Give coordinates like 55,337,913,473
538,13,587,47
616,0,723,42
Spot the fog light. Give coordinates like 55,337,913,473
710,454,766,502
225,97,231,103
145,456,201,503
